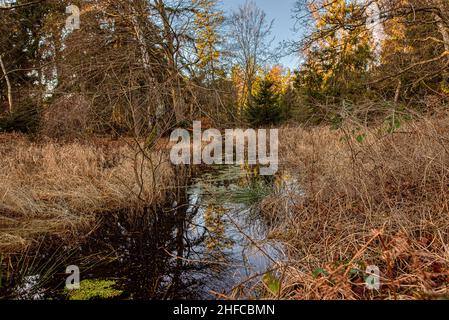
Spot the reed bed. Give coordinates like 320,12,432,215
262,111,449,299
0,134,174,254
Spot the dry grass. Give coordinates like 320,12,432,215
262,110,449,299
0,134,175,254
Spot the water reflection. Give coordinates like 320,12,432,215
185,166,282,298
1,166,283,300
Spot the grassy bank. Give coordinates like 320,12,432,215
0,134,174,254
263,111,449,299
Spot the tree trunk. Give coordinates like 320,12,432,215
394,79,402,103
435,15,449,53
0,54,13,113
130,7,151,136
154,0,185,124
435,9,449,84
435,1,449,64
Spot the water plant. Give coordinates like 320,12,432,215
66,279,123,300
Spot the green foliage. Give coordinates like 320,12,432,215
262,272,281,296
441,82,449,95
296,0,374,103
356,133,367,144
245,78,283,127
312,259,367,284
351,128,367,144
200,166,272,207
2,242,78,299
288,0,378,124
144,125,159,150
312,268,329,279
227,179,271,206
66,279,122,301
385,115,402,134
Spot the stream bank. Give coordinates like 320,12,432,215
0,165,285,300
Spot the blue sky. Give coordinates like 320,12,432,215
222,0,300,70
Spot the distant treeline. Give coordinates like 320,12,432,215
0,0,448,137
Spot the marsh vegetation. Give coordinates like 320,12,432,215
1,0,449,300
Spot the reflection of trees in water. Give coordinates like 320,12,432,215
1,191,240,300
2,166,276,300
203,205,233,255
80,194,234,299
80,205,200,299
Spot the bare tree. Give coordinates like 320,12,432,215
227,0,274,108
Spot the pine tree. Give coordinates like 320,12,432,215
245,76,282,127
298,0,374,100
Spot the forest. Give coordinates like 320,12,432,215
0,0,449,300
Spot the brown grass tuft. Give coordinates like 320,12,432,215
264,111,449,299
0,134,174,254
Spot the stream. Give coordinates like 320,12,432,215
1,166,286,300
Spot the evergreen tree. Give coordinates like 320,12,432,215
298,0,374,100
245,77,282,126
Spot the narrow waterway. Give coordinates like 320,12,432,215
1,166,286,300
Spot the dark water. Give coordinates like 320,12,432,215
0,166,285,300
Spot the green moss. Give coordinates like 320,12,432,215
66,279,123,300
262,272,281,296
